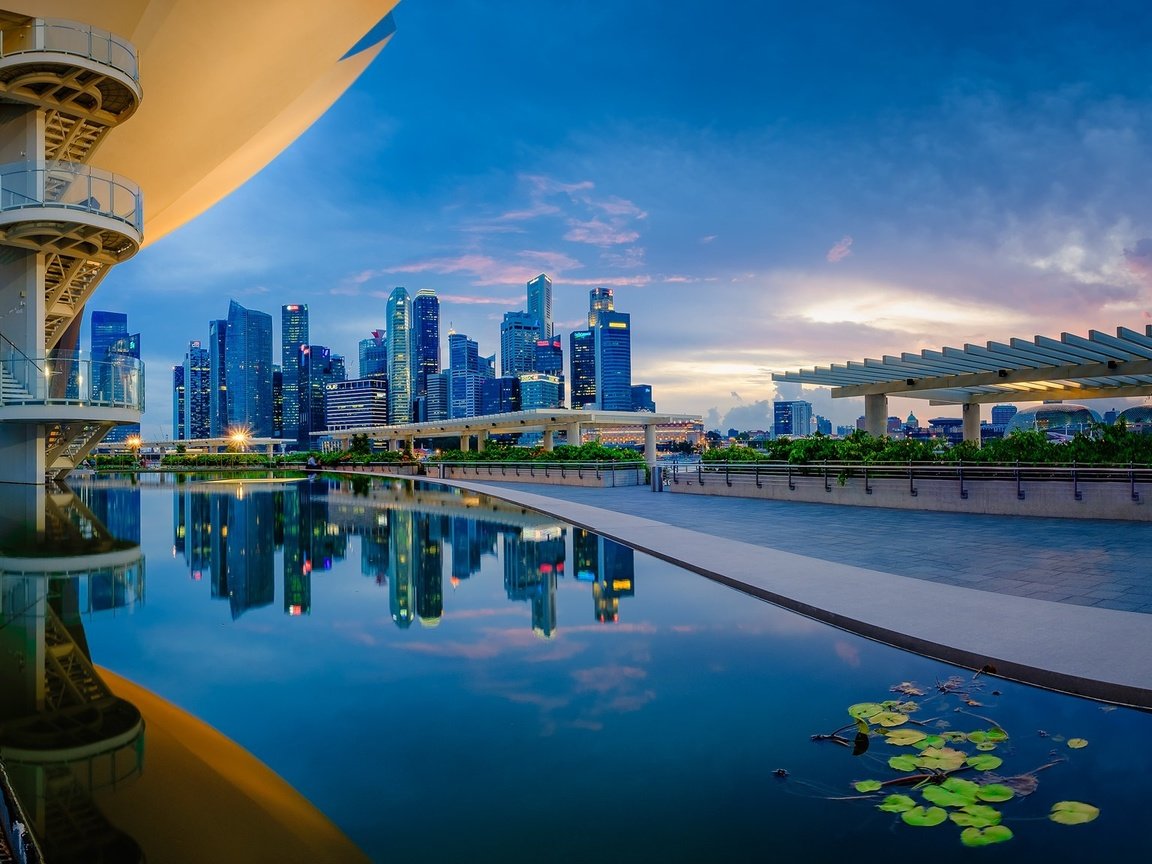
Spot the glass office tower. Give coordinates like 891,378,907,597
225,300,274,436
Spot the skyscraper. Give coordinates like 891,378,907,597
184,340,211,439
631,384,655,412
281,304,309,442
590,289,631,410
359,329,387,379
569,329,596,408
527,273,553,339
500,311,540,377
773,400,813,437
413,289,440,399
535,337,564,406
102,331,142,441
89,310,127,404
208,318,228,436
225,300,274,436
298,345,334,448
386,287,413,424
448,331,483,419
172,365,185,440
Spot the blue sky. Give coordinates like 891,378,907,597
94,0,1152,436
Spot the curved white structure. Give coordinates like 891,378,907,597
0,1,399,483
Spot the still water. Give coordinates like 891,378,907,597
1,473,1149,862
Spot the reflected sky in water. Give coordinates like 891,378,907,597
22,474,1152,862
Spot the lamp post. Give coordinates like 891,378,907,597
126,434,143,467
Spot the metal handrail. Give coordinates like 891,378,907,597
692,459,1152,484
0,160,143,233
1,355,145,411
0,17,139,82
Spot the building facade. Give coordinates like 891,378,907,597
224,300,274,436
500,311,540,377
773,400,813,437
527,273,553,339
325,378,390,429
386,287,413,424
413,289,440,400
569,329,596,408
208,318,228,436
631,384,655,412
184,340,211,440
281,304,309,442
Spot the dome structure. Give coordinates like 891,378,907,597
1005,403,1101,436
1118,405,1152,427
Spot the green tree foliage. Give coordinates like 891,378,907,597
428,440,644,463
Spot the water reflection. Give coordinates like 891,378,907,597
0,483,145,864
169,476,638,634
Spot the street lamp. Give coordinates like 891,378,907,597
227,427,251,452
126,434,143,465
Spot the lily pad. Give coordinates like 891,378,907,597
965,754,1003,771
941,731,969,742
1049,801,1100,825
848,702,884,720
967,730,988,744
985,728,1008,742
975,742,998,752
976,784,1015,803
891,681,925,696
888,755,919,772
885,728,927,746
1067,738,1089,749
960,825,1014,847
901,805,948,827
896,701,920,714
922,786,972,808
916,747,967,772
877,794,916,813
941,777,981,800
951,804,1002,828
854,780,883,793
874,711,910,728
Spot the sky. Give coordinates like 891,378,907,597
91,0,1152,438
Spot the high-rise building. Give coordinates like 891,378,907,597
527,273,553,338
991,404,1018,426
774,400,813,437
535,337,564,406
225,300,274,436
299,345,343,447
272,367,284,438
425,372,450,421
519,373,562,410
184,340,211,440
570,329,596,408
325,378,389,429
173,365,186,440
413,289,440,399
330,354,347,383
359,329,387,379
588,286,615,324
448,332,484,419
593,309,631,410
208,318,228,436
500,311,540,377
281,304,309,442
102,331,142,441
631,384,655,412
386,287,413,424
482,375,521,415
90,310,127,402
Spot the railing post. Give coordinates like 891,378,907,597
725,460,731,487
1016,460,1025,500
864,465,872,495
787,464,794,491
754,464,762,488
958,458,968,499
1131,462,1140,503
908,460,917,497
1072,460,1081,501
824,459,831,493
697,462,703,485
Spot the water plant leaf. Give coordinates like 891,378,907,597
985,728,1008,742
1049,801,1100,825
975,742,998,752
996,774,1039,797
940,778,980,800
960,825,1013,847
941,731,968,742
892,681,925,696
915,747,967,771
888,755,919,772
878,794,917,813
951,804,1002,828
965,754,1003,771
967,731,988,744
852,732,870,756
921,786,972,808
874,711,910,728
854,780,882,793
896,701,920,714
901,805,948,827
1067,738,1088,749
976,784,1015,803
848,703,884,720
884,728,927,746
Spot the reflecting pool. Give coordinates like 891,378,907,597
2,473,1150,862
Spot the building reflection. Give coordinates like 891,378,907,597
167,476,638,634
0,482,146,864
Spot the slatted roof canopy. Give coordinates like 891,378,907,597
773,325,1152,405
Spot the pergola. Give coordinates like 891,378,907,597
318,409,702,467
773,325,1152,442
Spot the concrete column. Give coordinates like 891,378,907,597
962,403,981,445
460,434,471,452
566,422,581,445
864,393,888,437
477,431,488,453
404,436,414,452
644,424,657,467
543,429,554,451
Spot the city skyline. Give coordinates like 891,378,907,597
85,1,1152,437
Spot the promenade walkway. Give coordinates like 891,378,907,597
433,478,1152,709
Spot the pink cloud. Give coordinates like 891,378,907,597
436,293,522,305
1123,238,1152,287
826,236,854,263
564,218,640,246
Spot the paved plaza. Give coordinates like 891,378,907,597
470,483,1152,614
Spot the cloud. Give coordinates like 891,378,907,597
826,235,854,262
700,234,717,244
564,218,640,246
385,251,582,286
1123,238,1152,288
730,391,742,401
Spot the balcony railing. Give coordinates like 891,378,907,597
0,17,139,82
1,353,144,412
0,161,142,233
